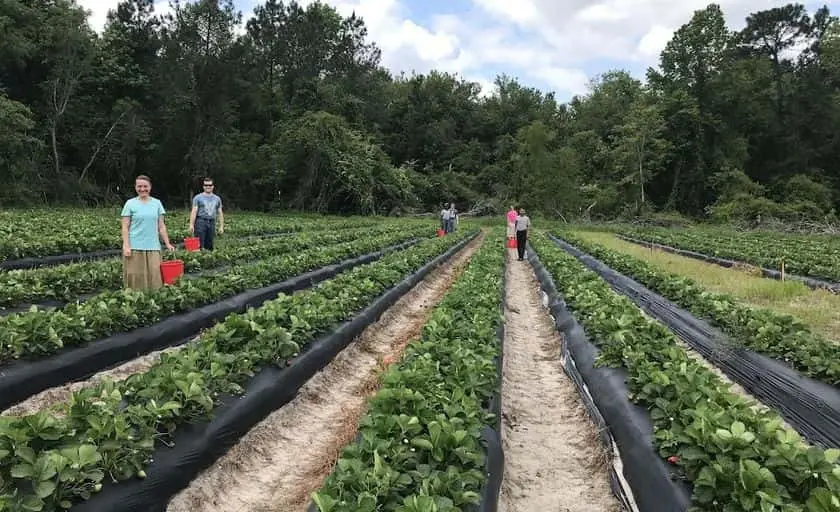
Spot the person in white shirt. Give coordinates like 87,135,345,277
447,203,457,232
440,205,450,232
514,207,531,261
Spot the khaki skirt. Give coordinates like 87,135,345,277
123,250,163,290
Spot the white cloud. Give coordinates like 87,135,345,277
77,0,113,32
471,0,539,26
532,68,590,96
475,78,497,98
78,0,836,101
295,0,592,97
78,0,173,32
577,2,630,23
637,25,675,58
476,0,832,68
311,0,812,99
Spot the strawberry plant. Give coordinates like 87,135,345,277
557,231,840,386
0,224,425,309
531,233,840,512
0,230,474,510
0,209,382,262
0,228,429,363
0,211,276,262
621,226,840,284
312,234,504,511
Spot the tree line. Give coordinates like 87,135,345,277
1,0,839,223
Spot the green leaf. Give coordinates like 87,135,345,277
35,480,57,499
411,438,434,451
78,444,101,466
679,446,708,461
20,495,44,511
11,463,34,478
311,492,336,512
805,487,839,512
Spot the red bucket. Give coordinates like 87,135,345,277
160,259,184,285
436,229,445,237
507,238,517,248
184,237,200,252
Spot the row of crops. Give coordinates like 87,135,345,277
0,224,413,311
0,209,509,511
0,226,431,362
313,232,504,511
523,229,840,511
6,202,840,511
620,225,840,284
0,209,376,264
558,231,840,386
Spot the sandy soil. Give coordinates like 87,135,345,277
499,248,620,512
165,234,485,512
1,342,191,416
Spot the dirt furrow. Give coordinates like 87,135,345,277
166,234,485,512
1,342,190,416
499,248,620,512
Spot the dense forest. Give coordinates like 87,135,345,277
1,0,840,222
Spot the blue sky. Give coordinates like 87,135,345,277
83,0,840,102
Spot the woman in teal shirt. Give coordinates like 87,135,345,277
120,175,175,290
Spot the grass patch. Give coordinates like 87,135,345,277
573,231,840,344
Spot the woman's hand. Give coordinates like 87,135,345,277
123,246,131,258
166,243,175,252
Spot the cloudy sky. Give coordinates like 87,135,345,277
80,0,838,101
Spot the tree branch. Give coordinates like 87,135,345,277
78,109,130,182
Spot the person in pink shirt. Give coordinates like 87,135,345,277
506,205,517,240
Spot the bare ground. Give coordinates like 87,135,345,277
1,342,191,416
166,234,485,512
499,248,620,512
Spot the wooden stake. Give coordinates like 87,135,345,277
781,257,785,282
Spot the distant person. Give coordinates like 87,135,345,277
189,177,224,250
506,205,517,240
440,204,449,232
121,175,175,290
440,203,452,233
514,207,530,261
447,203,457,233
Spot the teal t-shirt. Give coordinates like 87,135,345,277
121,197,165,250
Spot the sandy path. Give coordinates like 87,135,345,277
166,234,485,512
1,342,192,416
499,248,620,512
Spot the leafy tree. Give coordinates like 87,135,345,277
0,0,839,223
611,95,670,207
0,92,42,204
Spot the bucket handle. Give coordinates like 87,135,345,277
162,250,180,261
